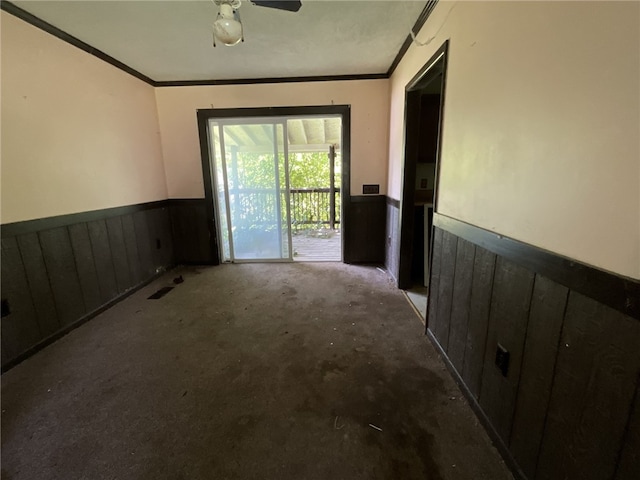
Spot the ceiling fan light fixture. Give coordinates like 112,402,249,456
213,2,243,46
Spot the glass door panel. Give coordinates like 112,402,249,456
210,119,291,262
209,121,232,261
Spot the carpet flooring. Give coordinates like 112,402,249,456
1,263,512,480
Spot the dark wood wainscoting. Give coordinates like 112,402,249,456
1,202,175,371
168,199,216,265
170,195,387,265
1,194,391,369
427,213,640,480
344,195,386,264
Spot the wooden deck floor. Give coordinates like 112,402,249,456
291,230,341,262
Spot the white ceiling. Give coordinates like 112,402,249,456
12,0,427,82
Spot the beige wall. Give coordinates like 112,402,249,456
1,12,167,224
388,1,640,279
155,80,390,198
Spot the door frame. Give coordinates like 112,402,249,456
196,105,351,264
397,41,449,291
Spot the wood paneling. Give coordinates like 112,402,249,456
106,217,132,294
68,223,103,313
133,210,154,278
87,220,119,304
39,227,86,326
159,208,175,266
462,247,496,398
447,238,475,373
615,378,640,480
509,275,568,479
121,214,143,285
479,257,535,442
1,337,11,367
1,200,168,238
433,230,457,350
536,292,640,480
1,203,175,370
146,208,163,270
147,207,173,269
16,233,60,337
433,213,639,320
345,196,386,264
426,227,443,336
425,220,640,480
170,200,213,264
1,237,41,359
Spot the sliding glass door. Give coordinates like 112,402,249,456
209,119,292,262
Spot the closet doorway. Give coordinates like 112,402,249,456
398,41,448,320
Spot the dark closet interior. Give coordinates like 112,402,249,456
410,77,442,288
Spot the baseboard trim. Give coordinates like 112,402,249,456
426,328,527,480
1,267,174,373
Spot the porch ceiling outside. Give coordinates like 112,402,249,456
213,117,342,153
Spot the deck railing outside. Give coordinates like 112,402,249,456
225,187,341,232
289,188,340,231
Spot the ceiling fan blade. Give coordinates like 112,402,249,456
250,1,302,13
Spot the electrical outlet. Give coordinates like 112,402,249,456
420,178,427,189
362,184,380,195
495,344,510,377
